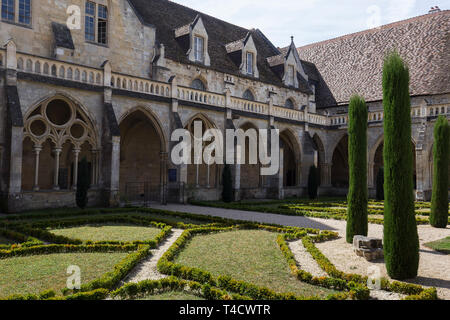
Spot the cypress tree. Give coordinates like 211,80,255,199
76,157,90,209
346,95,368,243
222,164,233,203
382,51,419,280
308,165,319,199
430,116,449,228
376,167,384,201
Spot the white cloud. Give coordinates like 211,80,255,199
172,0,446,46
386,0,417,23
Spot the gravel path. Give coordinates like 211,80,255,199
288,240,327,278
124,229,184,283
315,222,450,300
151,204,338,230
151,204,450,300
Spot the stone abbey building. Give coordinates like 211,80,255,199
0,0,448,212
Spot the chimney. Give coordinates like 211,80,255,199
428,6,441,14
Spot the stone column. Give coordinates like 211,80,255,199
101,61,121,207
92,150,100,187
368,161,375,188
32,145,42,191
277,148,284,199
53,147,62,190
233,143,241,201
319,162,332,187
160,152,168,205
72,148,80,190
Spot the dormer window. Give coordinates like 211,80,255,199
246,52,254,75
287,65,295,86
226,32,259,78
175,15,211,66
194,36,204,63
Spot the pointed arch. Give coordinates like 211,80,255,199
119,106,167,153
119,107,168,202
280,128,301,187
285,97,296,109
243,88,256,101
190,77,207,91
183,113,220,188
331,134,349,188
21,95,99,191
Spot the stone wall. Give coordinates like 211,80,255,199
0,0,155,78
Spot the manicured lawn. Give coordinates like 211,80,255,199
0,236,15,245
425,237,450,254
139,291,204,300
49,224,162,242
175,230,337,298
0,252,129,297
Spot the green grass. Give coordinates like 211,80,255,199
49,224,162,242
425,237,450,254
0,252,129,297
138,291,205,300
0,236,15,245
175,230,337,298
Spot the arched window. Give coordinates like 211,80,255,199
243,89,255,101
191,79,206,91
285,99,295,109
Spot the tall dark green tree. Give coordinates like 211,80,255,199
430,116,449,228
346,95,368,243
76,157,90,209
222,164,233,203
307,165,319,199
376,167,384,201
382,51,419,280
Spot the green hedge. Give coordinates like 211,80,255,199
62,244,151,295
157,226,346,300
0,243,137,259
0,228,43,249
12,215,173,246
301,236,435,299
3,289,110,301
111,276,251,300
276,234,369,300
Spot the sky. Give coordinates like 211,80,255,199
172,0,449,47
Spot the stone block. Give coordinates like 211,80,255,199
353,235,384,261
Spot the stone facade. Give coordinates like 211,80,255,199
0,0,448,212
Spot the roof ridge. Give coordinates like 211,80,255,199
298,9,449,49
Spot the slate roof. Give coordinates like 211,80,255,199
51,22,75,50
297,10,450,108
128,0,311,94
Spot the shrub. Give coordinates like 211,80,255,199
346,95,368,243
430,116,449,228
382,51,419,279
307,166,319,199
376,167,384,201
222,164,233,203
76,157,90,209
